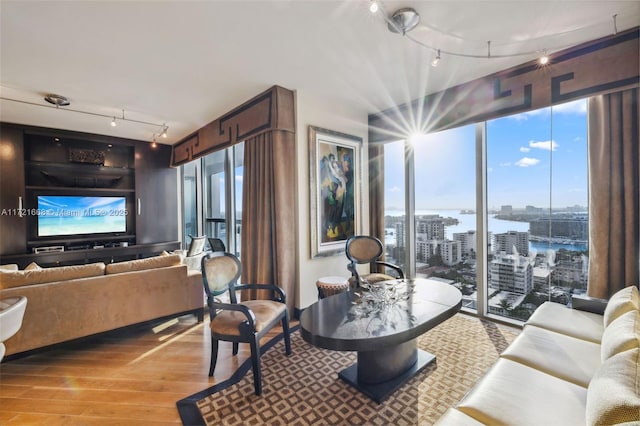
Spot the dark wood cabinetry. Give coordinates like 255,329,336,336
0,123,179,264
0,123,27,254
134,142,178,244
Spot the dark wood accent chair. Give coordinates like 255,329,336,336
201,252,291,395
345,235,405,287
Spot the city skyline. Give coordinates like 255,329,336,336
384,98,588,211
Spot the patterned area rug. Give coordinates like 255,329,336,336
177,314,519,425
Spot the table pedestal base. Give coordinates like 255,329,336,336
338,340,435,403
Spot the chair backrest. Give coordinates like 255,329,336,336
208,237,226,253
187,235,207,257
201,252,242,301
345,235,384,264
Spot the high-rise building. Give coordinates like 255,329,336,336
489,252,534,294
494,231,529,256
453,230,476,257
416,217,445,240
529,217,588,241
439,240,462,266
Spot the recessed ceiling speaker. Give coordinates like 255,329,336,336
44,94,70,106
388,8,421,35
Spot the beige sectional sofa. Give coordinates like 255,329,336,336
0,253,204,357
436,285,640,426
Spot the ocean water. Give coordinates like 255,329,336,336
386,209,588,252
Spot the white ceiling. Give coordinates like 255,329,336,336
1,1,638,145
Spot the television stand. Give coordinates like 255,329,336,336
1,241,181,269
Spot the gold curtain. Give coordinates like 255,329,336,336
368,143,386,271
587,88,640,298
240,130,296,312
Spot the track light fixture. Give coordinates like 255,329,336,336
431,49,441,67
372,1,631,66
0,93,168,144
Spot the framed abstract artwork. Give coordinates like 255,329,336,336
309,125,362,258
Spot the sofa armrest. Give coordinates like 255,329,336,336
572,294,607,315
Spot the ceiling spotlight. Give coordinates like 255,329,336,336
110,117,117,127
150,139,157,148
388,8,420,35
369,0,379,13
539,52,549,65
44,94,70,107
432,50,441,67
161,126,168,138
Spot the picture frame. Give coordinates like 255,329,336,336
309,125,362,258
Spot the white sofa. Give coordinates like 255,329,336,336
436,285,640,426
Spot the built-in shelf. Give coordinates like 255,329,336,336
25,161,134,190
25,185,135,193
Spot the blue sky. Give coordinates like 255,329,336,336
384,99,588,211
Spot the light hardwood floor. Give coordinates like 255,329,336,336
0,314,292,424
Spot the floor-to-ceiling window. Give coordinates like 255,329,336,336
411,125,478,310
181,142,244,255
383,98,588,324
182,161,198,247
383,140,406,271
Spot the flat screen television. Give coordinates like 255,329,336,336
37,195,127,237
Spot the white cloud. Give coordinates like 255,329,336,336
389,186,401,193
507,108,550,121
553,99,587,115
515,157,540,167
499,162,511,167
520,147,530,152
529,140,558,151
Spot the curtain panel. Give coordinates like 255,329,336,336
587,88,640,298
241,130,297,312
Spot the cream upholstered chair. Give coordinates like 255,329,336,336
345,235,405,287
201,252,291,395
184,235,207,271
0,296,27,361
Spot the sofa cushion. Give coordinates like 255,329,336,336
0,262,106,289
456,358,588,426
603,286,639,327
500,325,601,387
601,310,640,361
0,264,18,271
105,254,182,275
526,301,604,343
434,408,486,426
586,348,640,426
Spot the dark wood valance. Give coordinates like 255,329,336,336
369,27,639,143
171,85,295,166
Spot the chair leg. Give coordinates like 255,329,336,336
232,342,239,355
282,312,292,356
208,338,219,376
249,334,262,395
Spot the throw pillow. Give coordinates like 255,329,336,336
24,262,41,271
600,310,640,361
603,286,639,327
0,264,18,271
586,348,640,425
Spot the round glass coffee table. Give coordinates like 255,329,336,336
300,278,462,403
